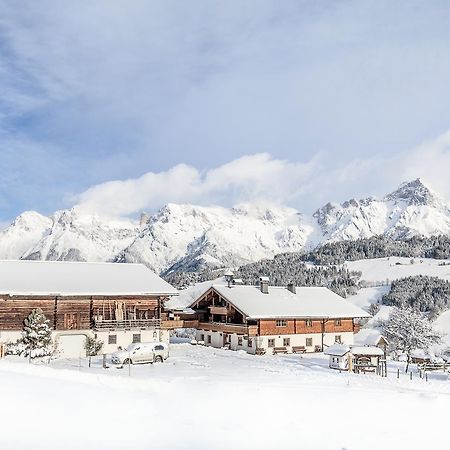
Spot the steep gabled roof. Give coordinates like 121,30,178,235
191,284,370,320
0,260,178,296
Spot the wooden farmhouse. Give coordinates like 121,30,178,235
0,260,179,357
188,278,370,355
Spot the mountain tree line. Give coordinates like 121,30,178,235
300,235,450,265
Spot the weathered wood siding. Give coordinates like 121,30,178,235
55,297,91,330
0,296,56,330
323,319,353,333
258,318,354,335
0,295,163,331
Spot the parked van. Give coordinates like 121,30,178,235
111,342,169,365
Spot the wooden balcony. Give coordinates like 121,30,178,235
198,322,258,336
209,306,229,315
93,318,161,330
160,319,200,329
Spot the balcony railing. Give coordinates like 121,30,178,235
198,322,258,336
209,306,229,315
93,318,161,330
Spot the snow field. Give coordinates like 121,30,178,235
1,343,449,450
347,257,450,284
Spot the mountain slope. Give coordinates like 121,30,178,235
23,207,138,262
117,203,315,273
314,179,450,241
0,211,52,259
0,179,449,274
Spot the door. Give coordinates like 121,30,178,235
64,313,79,330
59,335,86,358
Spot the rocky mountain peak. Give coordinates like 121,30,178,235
384,178,438,206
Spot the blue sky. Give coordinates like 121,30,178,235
1,0,450,222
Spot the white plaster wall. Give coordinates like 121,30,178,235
196,330,356,356
0,330,22,343
97,329,163,354
1,328,169,358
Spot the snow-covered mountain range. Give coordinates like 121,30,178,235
1,179,449,274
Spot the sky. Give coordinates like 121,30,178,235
1,0,450,222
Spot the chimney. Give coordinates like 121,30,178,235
287,282,296,294
259,276,269,294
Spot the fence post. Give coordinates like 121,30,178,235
397,368,399,379
128,351,131,377
410,371,412,381
426,373,428,382
102,354,107,369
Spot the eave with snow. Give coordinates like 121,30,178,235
188,281,369,355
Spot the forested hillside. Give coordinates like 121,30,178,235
382,275,450,319
300,235,450,265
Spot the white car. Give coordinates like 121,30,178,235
111,342,169,365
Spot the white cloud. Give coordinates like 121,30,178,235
76,153,318,216
399,130,450,198
75,130,450,219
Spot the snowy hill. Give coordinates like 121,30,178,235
0,179,449,274
314,179,450,241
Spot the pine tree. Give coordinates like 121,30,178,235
22,308,53,359
85,335,104,367
383,307,441,372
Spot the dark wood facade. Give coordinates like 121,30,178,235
0,295,164,331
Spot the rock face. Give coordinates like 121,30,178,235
0,179,449,274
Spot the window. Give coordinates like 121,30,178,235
283,338,290,347
335,335,342,344
155,345,164,351
248,338,253,348
305,319,313,327
108,335,117,345
200,334,205,341
238,337,243,346
207,335,212,344
335,319,342,326
306,338,313,347
268,339,275,347
132,334,141,343
276,320,287,327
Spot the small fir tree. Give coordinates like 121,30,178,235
85,335,104,367
22,308,52,359
383,307,441,372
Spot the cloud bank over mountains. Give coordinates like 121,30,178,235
75,131,450,218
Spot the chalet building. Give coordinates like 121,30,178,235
188,279,370,355
0,260,178,357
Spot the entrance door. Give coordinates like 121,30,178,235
64,313,79,330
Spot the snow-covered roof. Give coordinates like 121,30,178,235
350,346,384,356
324,344,351,356
194,284,370,319
0,260,178,296
354,329,388,347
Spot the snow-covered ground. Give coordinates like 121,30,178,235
1,342,449,450
347,285,390,310
347,256,450,284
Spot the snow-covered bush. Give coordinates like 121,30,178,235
6,308,54,358
383,307,441,372
85,335,103,367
